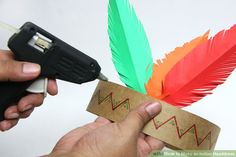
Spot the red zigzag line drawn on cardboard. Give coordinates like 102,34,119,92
152,117,215,149
96,90,215,149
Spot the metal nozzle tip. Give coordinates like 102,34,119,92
98,72,108,81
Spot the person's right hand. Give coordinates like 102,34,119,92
0,50,58,131
48,102,164,157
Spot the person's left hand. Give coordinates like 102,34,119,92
48,102,164,157
0,50,58,131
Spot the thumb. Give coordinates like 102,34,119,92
0,60,41,82
121,102,162,136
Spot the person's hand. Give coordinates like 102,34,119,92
0,50,58,131
48,102,164,157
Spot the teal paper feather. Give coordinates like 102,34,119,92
108,0,153,94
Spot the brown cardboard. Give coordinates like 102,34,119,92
87,81,220,150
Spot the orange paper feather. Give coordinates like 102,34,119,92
145,31,209,99
162,25,236,107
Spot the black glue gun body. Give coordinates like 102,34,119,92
0,22,103,121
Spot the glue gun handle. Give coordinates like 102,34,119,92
0,80,34,121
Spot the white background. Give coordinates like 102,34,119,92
0,0,236,156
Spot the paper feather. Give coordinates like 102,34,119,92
145,31,210,99
162,25,236,107
108,0,153,94
108,0,236,108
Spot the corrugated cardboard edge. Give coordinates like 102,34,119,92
87,81,220,150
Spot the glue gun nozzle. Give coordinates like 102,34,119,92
98,72,108,81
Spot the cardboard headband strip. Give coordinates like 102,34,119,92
87,81,220,150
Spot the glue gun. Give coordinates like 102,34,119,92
0,22,108,121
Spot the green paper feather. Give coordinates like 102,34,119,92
108,0,153,94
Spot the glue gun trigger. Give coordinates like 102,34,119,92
26,78,48,97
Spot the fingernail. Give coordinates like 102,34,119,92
22,63,40,74
145,102,162,117
8,113,19,119
23,105,33,111
1,122,11,131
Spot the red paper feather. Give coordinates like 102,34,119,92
162,25,236,107
145,31,209,99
